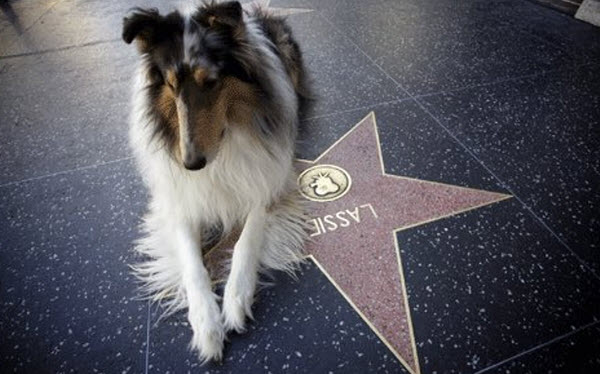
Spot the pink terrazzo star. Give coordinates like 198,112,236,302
296,112,511,374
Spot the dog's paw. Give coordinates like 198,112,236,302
222,281,254,333
188,306,225,363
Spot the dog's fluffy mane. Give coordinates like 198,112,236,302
125,1,312,317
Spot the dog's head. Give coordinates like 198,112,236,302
123,1,259,170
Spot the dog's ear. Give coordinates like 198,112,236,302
122,8,164,49
199,1,243,30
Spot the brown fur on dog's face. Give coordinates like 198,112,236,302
162,66,258,169
164,65,226,170
123,2,257,170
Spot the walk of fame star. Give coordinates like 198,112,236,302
204,112,511,373
295,112,511,374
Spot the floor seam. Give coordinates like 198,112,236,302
412,97,600,281
411,60,598,99
508,2,588,60
307,2,600,282
513,24,579,60
303,1,599,98
301,98,410,122
1,0,65,56
0,156,133,189
0,38,121,60
473,319,600,374
300,62,598,123
144,302,151,374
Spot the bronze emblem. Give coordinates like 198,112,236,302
298,164,352,202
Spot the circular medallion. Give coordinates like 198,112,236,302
298,164,352,202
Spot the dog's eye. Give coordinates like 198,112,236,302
193,67,218,89
203,77,217,89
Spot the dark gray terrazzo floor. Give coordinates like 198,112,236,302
1,0,598,373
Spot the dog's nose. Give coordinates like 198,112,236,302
183,154,207,170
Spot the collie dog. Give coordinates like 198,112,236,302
122,1,311,361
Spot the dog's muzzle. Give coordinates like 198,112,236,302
183,154,207,170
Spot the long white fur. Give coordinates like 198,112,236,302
129,11,308,362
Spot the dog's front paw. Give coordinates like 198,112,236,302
188,306,225,363
222,281,255,333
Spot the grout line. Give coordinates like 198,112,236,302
412,60,598,99
0,38,121,60
513,25,577,59
301,98,409,122
413,98,600,281
503,1,582,60
21,0,63,32
144,301,151,374
473,319,600,374
1,0,64,55
518,1,588,53
299,61,598,124
0,156,133,189
308,3,600,281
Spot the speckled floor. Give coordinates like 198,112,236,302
1,0,599,373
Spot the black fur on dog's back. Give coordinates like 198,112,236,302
254,11,313,118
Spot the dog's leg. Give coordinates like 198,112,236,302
222,205,265,332
177,225,224,362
